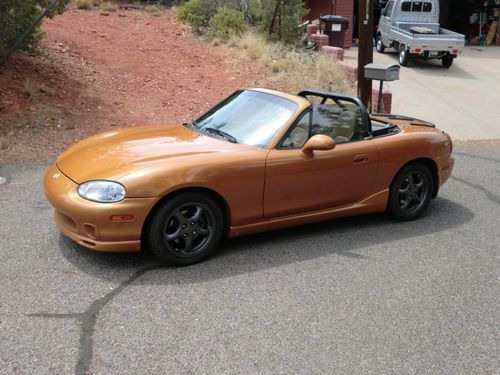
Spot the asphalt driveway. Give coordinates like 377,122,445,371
344,46,500,141
0,142,498,374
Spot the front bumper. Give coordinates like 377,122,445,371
435,154,454,187
43,164,159,253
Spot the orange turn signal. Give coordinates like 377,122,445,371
110,214,134,221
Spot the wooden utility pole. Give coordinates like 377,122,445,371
357,0,375,109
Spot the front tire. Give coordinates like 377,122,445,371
144,192,224,266
398,46,410,66
388,163,433,221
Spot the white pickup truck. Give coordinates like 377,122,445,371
376,0,465,68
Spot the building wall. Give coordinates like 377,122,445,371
304,0,335,21
334,0,354,48
304,0,354,48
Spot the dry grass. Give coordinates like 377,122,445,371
224,30,353,95
0,136,11,150
144,4,162,15
100,1,117,12
22,79,54,97
75,0,93,10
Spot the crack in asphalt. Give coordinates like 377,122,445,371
28,265,164,375
451,176,500,205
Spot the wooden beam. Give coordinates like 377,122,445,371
357,0,374,109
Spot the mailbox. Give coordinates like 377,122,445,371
364,64,400,113
364,64,400,81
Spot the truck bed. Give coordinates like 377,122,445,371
390,25,465,49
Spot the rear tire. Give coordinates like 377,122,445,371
442,53,454,68
144,192,224,266
376,35,385,53
398,46,410,66
388,163,433,221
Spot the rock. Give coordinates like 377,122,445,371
0,177,7,185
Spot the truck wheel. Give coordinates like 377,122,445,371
442,53,454,68
376,35,385,53
398,47,410,66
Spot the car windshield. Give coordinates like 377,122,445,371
191,90,298,148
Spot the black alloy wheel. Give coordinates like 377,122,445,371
388,163,433,221
145,192,224,266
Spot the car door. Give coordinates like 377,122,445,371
380,0,395,46
263,111,379,219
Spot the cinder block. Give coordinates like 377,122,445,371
338,62,358,83
316,34,329,47
306,24,319,38
321,45,344,61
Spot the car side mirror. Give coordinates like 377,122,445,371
302,135,336,155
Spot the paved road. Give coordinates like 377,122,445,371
0,143,498,374
344,46,500,141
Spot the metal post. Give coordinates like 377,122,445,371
377,80,384,113
357,0,374,109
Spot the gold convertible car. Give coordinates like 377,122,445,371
44,89,454,265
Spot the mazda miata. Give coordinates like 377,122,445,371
44,88,454,265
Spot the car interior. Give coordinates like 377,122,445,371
281,101,366,149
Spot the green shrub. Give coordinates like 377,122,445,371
177,0,218,30
207,6,246,41
0,0,69,50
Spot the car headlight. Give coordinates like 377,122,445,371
77,180,126,203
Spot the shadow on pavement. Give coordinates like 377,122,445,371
58,197,473,284
381,51,476,80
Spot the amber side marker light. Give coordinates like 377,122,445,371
110,215,134,221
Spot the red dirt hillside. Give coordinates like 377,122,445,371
0,6,274,163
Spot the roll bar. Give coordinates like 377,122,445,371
297,89,372,135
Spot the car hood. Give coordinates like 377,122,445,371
56,124,245,183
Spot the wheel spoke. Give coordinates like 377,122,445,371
166,228,182,241
191,206,204,221
183,237,193,252
400,199,409,209
174,211,187,224
407,174,415,188
197,228,210,238
399,186,410,194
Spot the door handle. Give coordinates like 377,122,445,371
353,154,369,163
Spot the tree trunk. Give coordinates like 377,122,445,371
269,0,281,36
239,0,253,24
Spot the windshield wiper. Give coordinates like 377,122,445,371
204,127,238,143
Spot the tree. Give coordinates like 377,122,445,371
261,0,309,43
0,0,69,51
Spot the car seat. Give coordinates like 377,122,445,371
334,110,357,143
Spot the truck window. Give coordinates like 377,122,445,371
412,2,423,11
401,1,411,11
384,1,395,16
423,2,432,12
